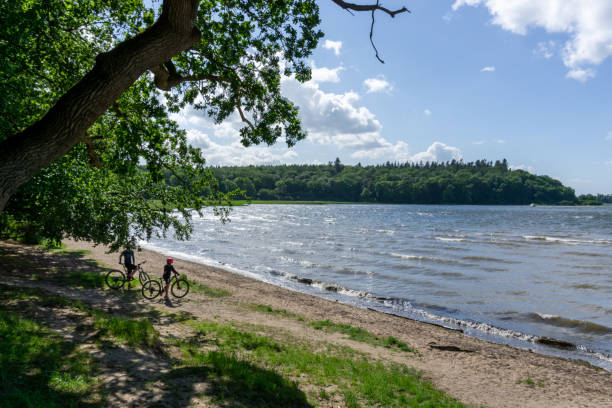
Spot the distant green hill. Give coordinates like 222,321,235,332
185,159,581,205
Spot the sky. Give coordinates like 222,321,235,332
171,1,612,195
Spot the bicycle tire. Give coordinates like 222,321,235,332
171,277,190,298
105,269,125,290
142,280,161,300
138,269,150,286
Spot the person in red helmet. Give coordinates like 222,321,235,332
163,258,179,301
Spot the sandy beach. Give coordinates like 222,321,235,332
2,238,611,407
66,239,612,408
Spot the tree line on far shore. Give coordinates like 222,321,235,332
164,158,598,205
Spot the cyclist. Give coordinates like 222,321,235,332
119,246,137,281
163,258,179,300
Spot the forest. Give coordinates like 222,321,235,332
165,159,586,205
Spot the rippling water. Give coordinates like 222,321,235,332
143,204,612,369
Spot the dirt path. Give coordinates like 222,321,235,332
2,239,611,408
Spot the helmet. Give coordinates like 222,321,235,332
166,258,173,264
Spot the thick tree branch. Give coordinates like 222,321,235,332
151,60,229,91
0,0,202,211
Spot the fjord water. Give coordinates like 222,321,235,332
144,204,612,369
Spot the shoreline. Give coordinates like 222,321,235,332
63,238,612,408
140,240,612,371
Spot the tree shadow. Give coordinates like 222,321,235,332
162,352,312,408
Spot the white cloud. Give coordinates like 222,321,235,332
606,131,612,141
472,140,485,145
424,109,432,116
409,142,463,163
452,0,612,81
363,77,393,94
481,66,496,72
351,140,412,163
535,40,556,59
566,68,596,82
282,75,384,149
185,129,299,166
510,164,535,172
606,160,612,166
310,63,343,83
497,139,506,144
323,40,342,56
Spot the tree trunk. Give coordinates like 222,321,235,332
0,0,201,211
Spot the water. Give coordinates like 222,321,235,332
143,204,612,370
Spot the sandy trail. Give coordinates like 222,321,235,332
2,239,611,408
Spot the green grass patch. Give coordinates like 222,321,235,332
249,304,301,319
178,320,463,408
188,279,231,297
1,284,158,348
56,271,106,289
91,312,158,347
310,320,418,354
0,310,101,407
517,377,546,387
50,248,92,256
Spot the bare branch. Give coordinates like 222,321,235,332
331,0,410,63
331,0,409,18
235,96,254,130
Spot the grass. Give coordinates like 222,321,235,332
310,319,418,354
2,284,159,348
56,271,106,289
188,279,231,297
177,320,463,408
0,310,101,407
249,304,302,320
517,377,546,387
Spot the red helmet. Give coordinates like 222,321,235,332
166,258,173,264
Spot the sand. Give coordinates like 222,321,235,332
3,238,611,407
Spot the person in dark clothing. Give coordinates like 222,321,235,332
119,247,137,281
163,258,179,300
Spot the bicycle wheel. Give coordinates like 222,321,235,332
138,269,150,286
171,278,190,298
141,280,161,300
105,269,125,290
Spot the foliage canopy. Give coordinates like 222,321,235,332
0,0,334,249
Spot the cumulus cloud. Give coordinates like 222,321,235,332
185,129,299,166
351,140,412,163
452,0,612,80
282,76,383,148
363,77,393,93
323,40,342,56
310,63,343,83
481,66,496,72
566,68,596,82
409,142,463,163
424,109,432,116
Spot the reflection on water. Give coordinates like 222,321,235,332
144,204,612,369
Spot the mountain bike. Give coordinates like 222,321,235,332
141,273,190,300
105,261,149,290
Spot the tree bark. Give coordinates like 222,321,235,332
0,0,201,211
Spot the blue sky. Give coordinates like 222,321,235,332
174,1,612,194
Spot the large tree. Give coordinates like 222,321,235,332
0,0,407,247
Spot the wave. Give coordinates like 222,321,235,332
435,236,466,242
523,235,611,245
390,253,458,264
526,313,612,335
